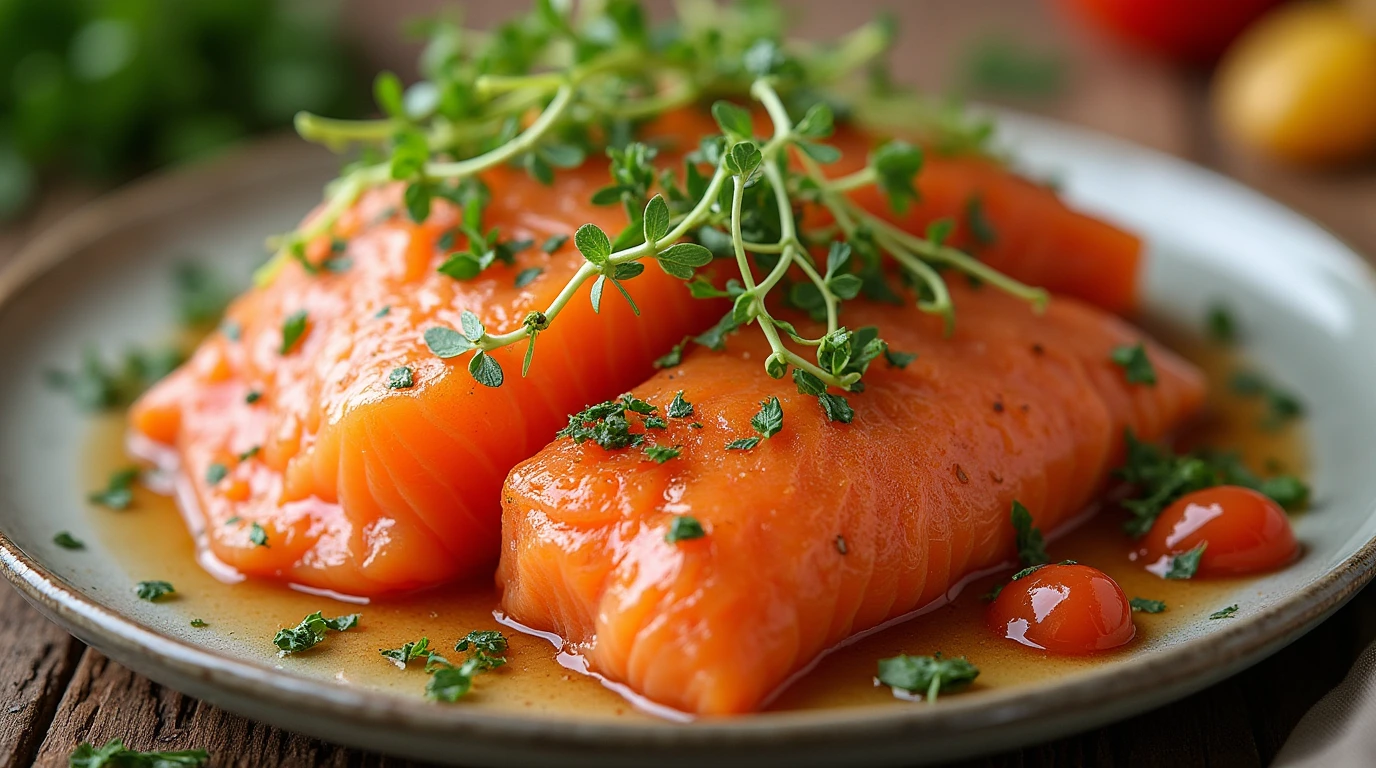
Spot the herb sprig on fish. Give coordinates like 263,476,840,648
262,0,1046,419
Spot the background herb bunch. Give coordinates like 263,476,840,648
0,0,362,219
270,0,1048,421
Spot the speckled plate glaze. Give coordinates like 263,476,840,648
2,113,1375,767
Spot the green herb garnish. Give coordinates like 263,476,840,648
751,396,784,438
1164,542,1207,580
387,366,415,389
666,391,694,419
1206,303,1237,344
248,523,269,548
875,654,979,701
259,1,1043,396
245,390,262,404
725,437,761,451
1230,369,1304,430
68,739,208,768
1115,431,1309,536
205,463,228,485
1110,343,1156,386
514,267,543,288
47,346,182,412
644,445,681,464
279,310,308,355
381,637,433,669
1209,605,1239,620
136,581,175,602
666,515,706,544
53,532,85,550
1011,500,1049,567
1129,597,1166,614
191,619,208,628
174,262,231,327
273,611,361,654
89,468,140,510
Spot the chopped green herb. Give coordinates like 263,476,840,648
644,445,681,464
643,415,668,429
818,393,855,424
237,445,261,462
1207,304,1238,344
665,515,706,544
964,195,997,246
273,611,361,654
1164,542,1207,580
1011,501,1050,567
374,305,392,318
666,391,694,419
279,310,308,355
690,422,704,429
1230,369,1304,430
1209,604,1239,620
514,267,543,288
387,366,415,389
222,321,242,341
205,463,228,485
541,234,570,253
68,739,209,768
884,349,918,369
136,581,175,602
53,532,85,550
225,516,242,525
653,338,689,369
245,390,262,404
381,637,433,669
1129,597,1166,614
876,654,980,701
1115,431,1309,536
248,523,269,548
47,346,183,412
725,437,761,451
455,629,508,668
751,396,783,438
174,262,232,327
190,619,208,628
1110,343,1156,385
426,665,475,702
89,468,140,510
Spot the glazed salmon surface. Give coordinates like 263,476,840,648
130,159,724,595
129,108,1145,598
497,285,1206,715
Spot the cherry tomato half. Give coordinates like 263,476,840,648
988,564,1135,654
1057,0,1281,63
1139,485,1298,577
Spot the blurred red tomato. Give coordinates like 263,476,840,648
1058,0,1284,62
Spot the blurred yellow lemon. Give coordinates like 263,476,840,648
1214,3,1376,165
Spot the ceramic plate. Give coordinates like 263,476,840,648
2,114,1375,767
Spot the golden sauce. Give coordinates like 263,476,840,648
86,327,1307,719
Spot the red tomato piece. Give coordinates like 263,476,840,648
1056,0,1282,63
1139,485,1298,577
987,563,1136,654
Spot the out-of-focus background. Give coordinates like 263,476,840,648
3,1,1376,766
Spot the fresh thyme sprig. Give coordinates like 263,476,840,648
262,0,1046,414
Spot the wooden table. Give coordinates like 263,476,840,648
4,1,1376,765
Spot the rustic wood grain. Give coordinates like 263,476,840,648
0,587,84,768
27,648,432,768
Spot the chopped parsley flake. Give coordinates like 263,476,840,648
514,267,543,288
237,445,261,462
191,619,208,628
725,436,761,451
1164,542,1207,580
47,346,183,412
381,637,433,669
665,515,706,544
1129,597,1166,614
388,366,415,389
1207,304,1238,344
643,445,681,463
1110,343,1156,385
1230,369,1304,430
53,531,85,550
273,611,361,654
884,349,918,369
136,580,175,602
424,630,509,702
89,468,140,510
248,523,269,548
557,396,666,450
666,391,694,419
1209,605,1239,620
375,305,392,318
653,338,689,369
751,396,783,438
68,739,209,768
1011,501,1050,567
876,654,979,701
245,390,262,404
205,463,228,485
280,310,308,355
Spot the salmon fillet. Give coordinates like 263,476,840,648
130,159,724,595
497,284,1206,715
129,108,1144,597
